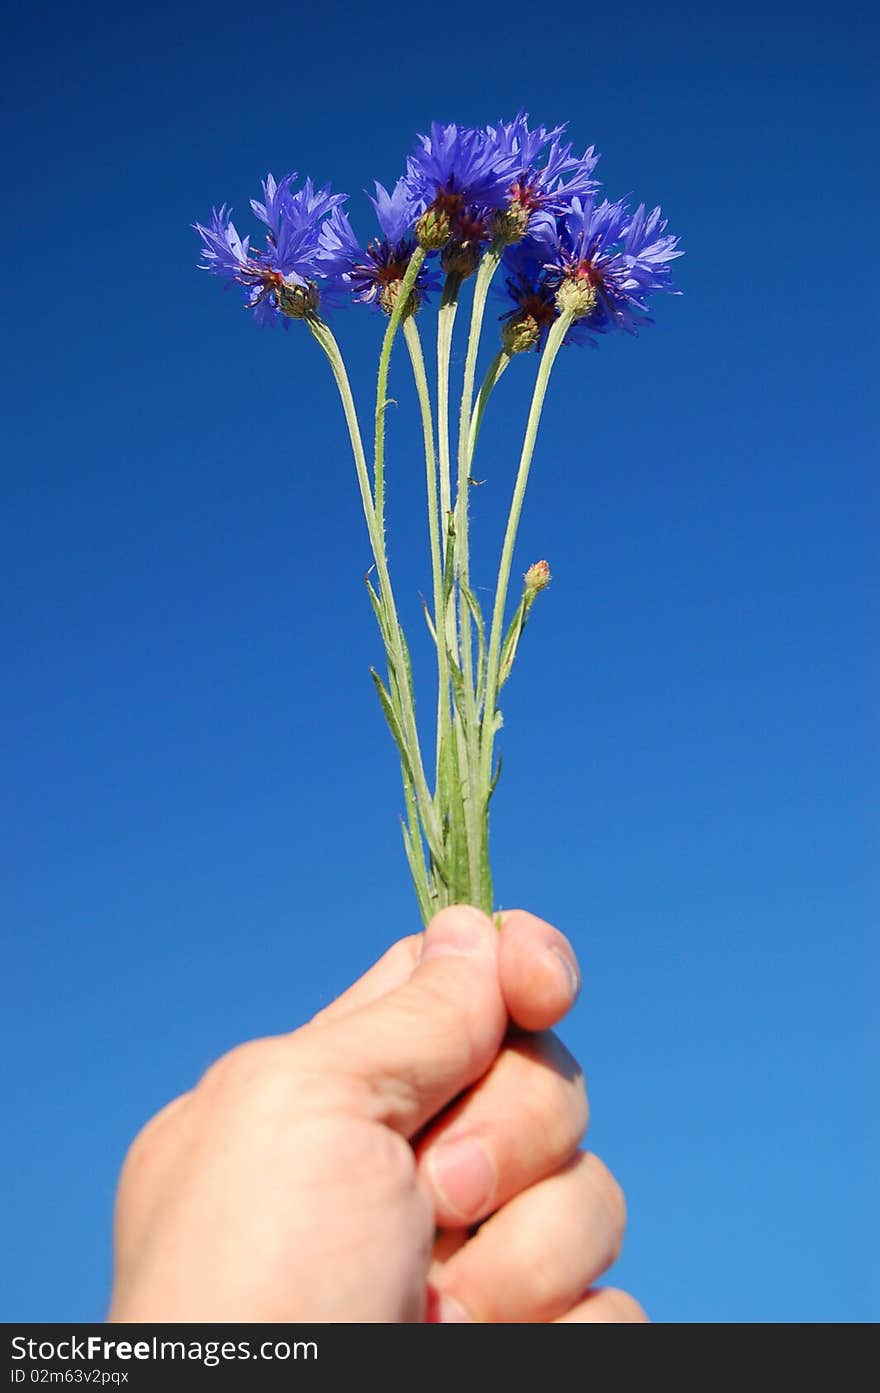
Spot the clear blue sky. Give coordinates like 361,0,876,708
2,0,876,1324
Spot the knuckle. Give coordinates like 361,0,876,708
119,1126,154,1183
123,1093,188,1168
200,1036,366,1129
117,1093,191,1206
360,1120,418,1191
200,1037,292,1106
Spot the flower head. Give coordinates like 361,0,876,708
195,174,347,325
545,196,682,337
405,121,518,249
318,179,439,314
485,113,600,244
499,193,682,347
407,120,517,210
498,240,560,353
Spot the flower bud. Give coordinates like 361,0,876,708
555,272,597,319
379,279,420,318
491,202,532,246
277,279,319,319
416,205,453,250
524,559,551,594
501,313,543,356
441,239,481,281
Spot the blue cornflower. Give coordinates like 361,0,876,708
405,121,518,249
545,196,682,336
617,202,684,314
318,179,439,314
249,172,296,239
499,194,682,348
498,239,561,354
195,174,347,325
485,113,600,244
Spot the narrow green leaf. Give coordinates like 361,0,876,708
461,583,486,713
401,819,432,925
447,652,468,728
442,514,456,606
499,597,528,688
404,768,447,902
420,595,437,644
445,718,471,903
398,623,415,704
364,573,389,644
370,667,414,785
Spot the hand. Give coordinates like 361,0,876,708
109,906,646,1322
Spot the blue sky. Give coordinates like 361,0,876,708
2,0,876,1323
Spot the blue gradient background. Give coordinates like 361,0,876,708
2,0,875,1324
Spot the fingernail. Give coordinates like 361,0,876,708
420,905,489,961
426,1135,497,1220
550,947,580,1002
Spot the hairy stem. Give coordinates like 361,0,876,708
403,315,450,793
479,312,573,825
374,247,427,543
467,349,511,464
453,240,503,687
449,242,505,907
437,275,461,529
310,313,442,865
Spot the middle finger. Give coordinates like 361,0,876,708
416,1029,588,1227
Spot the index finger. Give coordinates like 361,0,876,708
498,910,581,1031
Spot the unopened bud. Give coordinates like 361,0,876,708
502,313,543,355
524,559,551,594
278,279,320,319
555,272,597,319
441,239,481,280
491,202,532,246
416,205,453,251
379,279,420,318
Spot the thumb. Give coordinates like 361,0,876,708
309,905,506,1138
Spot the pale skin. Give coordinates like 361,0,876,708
109,907,647,1323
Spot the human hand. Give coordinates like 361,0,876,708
109,906,645,1323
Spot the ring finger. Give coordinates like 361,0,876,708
428,1151,626,1323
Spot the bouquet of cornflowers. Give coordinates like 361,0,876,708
196,116,681,923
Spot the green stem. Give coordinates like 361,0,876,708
462,346,511,905
437,280,473,901
479,312,573,841
310,313,442,865
451,242,504,908
467,349,511,464
374,247,427,543
307,316,376,549
402,315,450,790
437,276,460,529
436,277,461,695
454,240,503,686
